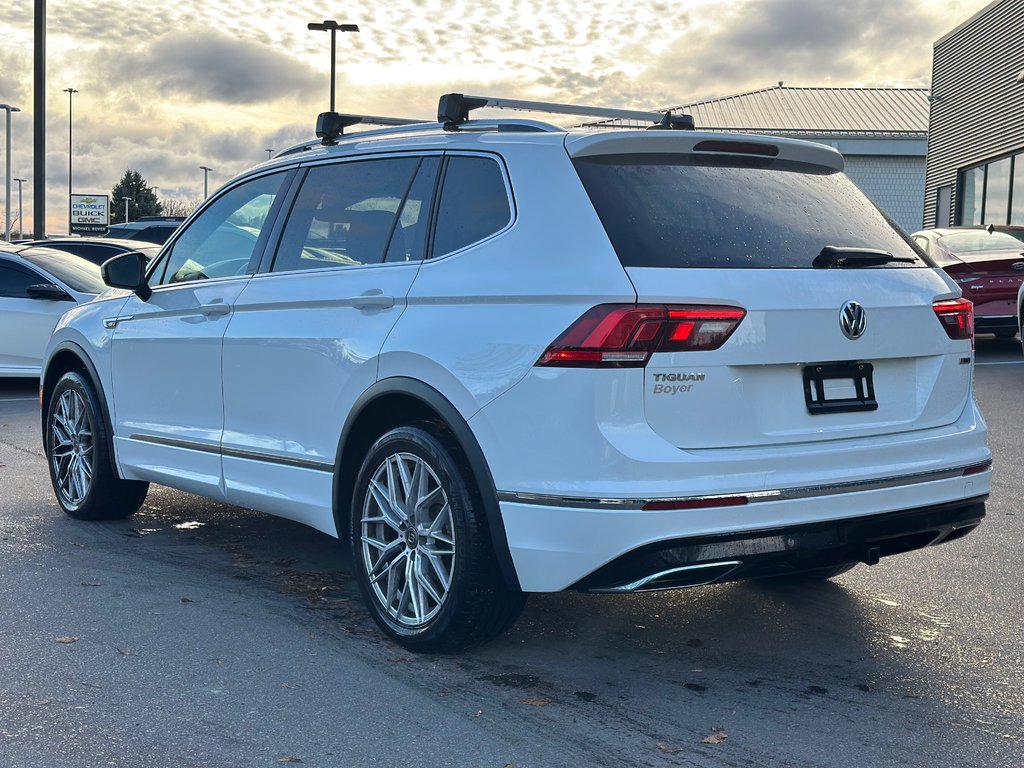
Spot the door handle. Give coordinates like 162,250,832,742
200,303,231,317
349,290,395,310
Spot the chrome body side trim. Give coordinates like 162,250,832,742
497,464,986,510
128,433,334,472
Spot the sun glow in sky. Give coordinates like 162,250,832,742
0,0,994,232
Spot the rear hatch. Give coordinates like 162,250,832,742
568,133,972,450
934,231,1024,319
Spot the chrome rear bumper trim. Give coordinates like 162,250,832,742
497,463,988,511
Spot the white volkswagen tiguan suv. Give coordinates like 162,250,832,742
41,95,991,652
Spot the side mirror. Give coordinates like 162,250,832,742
26,283,74,302
101,251,151,301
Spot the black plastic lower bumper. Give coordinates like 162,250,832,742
572,497,987,592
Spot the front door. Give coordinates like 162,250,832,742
109,171,291,498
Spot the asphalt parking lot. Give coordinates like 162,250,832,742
0,338,1021,768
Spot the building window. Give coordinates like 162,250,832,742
958,151,1023,226
1013,158,1024,225
936,185,952,227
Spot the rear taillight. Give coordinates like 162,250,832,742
537,304,746,368
933,298,974,348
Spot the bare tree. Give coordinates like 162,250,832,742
160,197,203,218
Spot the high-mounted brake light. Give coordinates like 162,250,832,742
537,304,746,368
933,298,974,349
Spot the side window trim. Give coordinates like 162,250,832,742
428,151,516,260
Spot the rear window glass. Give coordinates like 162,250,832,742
573,154,927,269
940,231,1024,255
21,251,105,294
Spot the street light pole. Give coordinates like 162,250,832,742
307,20,359,112
122,196,131,224
266,148,273,160
200,165,212,198
63,87,78,234
1,103,21,242
13,177,26,238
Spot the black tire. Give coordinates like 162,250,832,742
45,371,148,521
350,424,525,653
993,329,1017,340
775,562,858,582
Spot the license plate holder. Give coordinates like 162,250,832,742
802,362,878,415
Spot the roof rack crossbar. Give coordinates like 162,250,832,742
437,93,694,131
316,111,432,145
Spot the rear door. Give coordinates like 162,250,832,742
570,140,971,450
220,154,441,533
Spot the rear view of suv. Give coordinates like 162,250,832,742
41,95,991,652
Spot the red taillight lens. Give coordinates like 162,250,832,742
933,298,974,348
537,304,746,368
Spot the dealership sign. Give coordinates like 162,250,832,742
70,194,109,234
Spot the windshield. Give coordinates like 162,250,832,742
573,153,928,269
22,250,106,294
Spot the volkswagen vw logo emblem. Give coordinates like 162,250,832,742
840,301,867,340
1012,262,1024,271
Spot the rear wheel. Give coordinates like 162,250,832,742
350,425,525,652
46,371,148,520
993,329,1017,340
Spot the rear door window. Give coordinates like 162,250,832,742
273,157,422,272
573,154,927,269
432,155,512,257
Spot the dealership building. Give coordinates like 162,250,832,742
924,0,1024,228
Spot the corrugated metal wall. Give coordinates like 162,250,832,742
924,0,1024,227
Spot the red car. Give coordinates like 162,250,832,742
912,227,1024,339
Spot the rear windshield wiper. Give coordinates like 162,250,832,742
813,246,918,268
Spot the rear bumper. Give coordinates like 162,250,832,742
570,497,986,592
498,469,991,591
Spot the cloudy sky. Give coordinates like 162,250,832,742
1,0,992,233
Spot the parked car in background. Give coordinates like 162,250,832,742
102,216,185,245
912,227,1024,339
0,248,106,377
10,238,160,266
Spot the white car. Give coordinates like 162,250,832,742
40,95,992,652
0,248,106,377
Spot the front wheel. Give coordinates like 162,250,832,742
45,371,149,520
350,425,525,653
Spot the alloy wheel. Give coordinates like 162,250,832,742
50,389,94,508
360,452,456,628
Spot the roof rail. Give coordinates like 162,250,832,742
437,93,695,131
315,111,432,145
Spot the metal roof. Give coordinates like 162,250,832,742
594,85,929,137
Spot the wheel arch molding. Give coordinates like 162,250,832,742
334,376,521,592
41,342,118,474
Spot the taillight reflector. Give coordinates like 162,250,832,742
537,304,746,368
643,496,749,511
933,298,974,349
962,461,992,476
